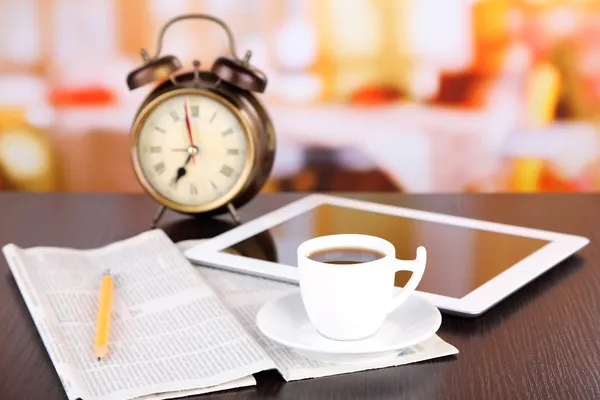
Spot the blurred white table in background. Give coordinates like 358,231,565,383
266,101,600,192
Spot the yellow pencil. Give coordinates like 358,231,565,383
94,270,113,361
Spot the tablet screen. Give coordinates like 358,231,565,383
221,204,551,298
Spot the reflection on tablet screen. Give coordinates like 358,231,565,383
222,204,550,298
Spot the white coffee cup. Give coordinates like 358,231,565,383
297,234,427,341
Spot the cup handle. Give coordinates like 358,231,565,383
387,246,427,313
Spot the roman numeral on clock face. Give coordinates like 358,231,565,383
190,184,198,195
220,165,234,178
169,110,179,121
221,128,233,136
190,105,199,117
154,161,165,175
227,148,239,155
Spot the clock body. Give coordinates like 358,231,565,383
130,71,275,216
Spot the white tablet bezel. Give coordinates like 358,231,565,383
184,194,589,316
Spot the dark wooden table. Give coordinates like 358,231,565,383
1,192,599,400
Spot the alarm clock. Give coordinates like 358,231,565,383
125,14,275,227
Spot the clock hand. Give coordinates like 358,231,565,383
171,153,193,186
184,99,196,164
172,167,186,186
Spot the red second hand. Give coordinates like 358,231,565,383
184,99,196,164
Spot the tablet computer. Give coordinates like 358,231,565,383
184,194,589,316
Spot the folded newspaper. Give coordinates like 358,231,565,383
2,229,458,400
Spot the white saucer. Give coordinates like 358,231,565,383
256,291,442,365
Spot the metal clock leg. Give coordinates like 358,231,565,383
150,205,167,229
227,203,241,225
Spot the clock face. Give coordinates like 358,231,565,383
133,90,253,211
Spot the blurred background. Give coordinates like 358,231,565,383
1,0,600,195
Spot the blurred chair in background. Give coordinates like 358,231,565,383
509,62,560,192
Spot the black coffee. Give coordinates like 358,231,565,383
308,247,385,265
